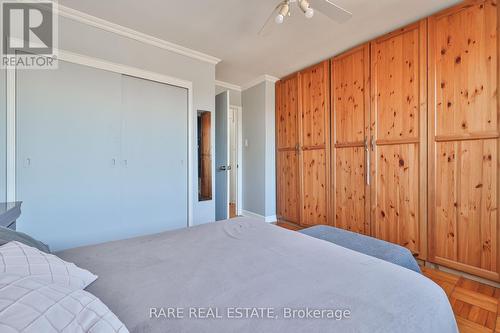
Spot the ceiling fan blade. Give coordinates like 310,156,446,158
313,0,352,23
258,4,281,36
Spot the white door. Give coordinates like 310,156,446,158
215,91,229,220
120,75,188,237
16,60,122,250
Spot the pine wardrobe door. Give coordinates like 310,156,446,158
331,45,371,235
428,0,499,281
276,76,301,225
370,21,428,258
299,61,331,227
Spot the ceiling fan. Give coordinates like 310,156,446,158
259,0,352,36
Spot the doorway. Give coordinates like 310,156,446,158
228,105,242,218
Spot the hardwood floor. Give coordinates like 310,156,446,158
229,203,236,218
275,222,500,332
276,221,303,231
422,267,500,333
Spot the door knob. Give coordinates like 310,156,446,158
219,166,227,171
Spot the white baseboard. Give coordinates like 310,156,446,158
241,210,264,220
242,210,277,223
265,215,277,223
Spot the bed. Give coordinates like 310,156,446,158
57,217,457,333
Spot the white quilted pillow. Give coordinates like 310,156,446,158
0,241,97,290
0,274,128,333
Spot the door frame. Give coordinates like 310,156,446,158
229,105,243,216
6,49,195,227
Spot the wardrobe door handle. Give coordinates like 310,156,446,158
365,138,370,186
366,152,370,186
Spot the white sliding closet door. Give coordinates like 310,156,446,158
16,61,122,250
16,62,189,251
120,75,188,236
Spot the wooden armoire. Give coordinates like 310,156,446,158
276,62,330,227
369,20,428,259
329,20,427,259
275,0,500,281
427,0,499,281
330,44,371,236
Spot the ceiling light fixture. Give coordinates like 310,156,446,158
275,3,290,24
299,0,314,19
259,0,352,36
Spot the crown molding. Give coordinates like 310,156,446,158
242,75,279,91
215,80,242,92
49,2,221,65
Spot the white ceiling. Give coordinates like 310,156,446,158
58,0,461,86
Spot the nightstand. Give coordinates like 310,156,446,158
0,202,22,230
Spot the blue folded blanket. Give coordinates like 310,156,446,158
300,225,421,273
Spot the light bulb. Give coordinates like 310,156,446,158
305,7,314,18
299,0,310,11
275,3,289,24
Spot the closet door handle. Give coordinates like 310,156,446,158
365,138,370,186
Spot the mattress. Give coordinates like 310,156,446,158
57,217,457,333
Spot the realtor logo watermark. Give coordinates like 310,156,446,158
1,0,58,69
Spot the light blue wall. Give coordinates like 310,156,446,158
242,83,266,215
264,81,276,218
0,69,5,202
241,81,276,219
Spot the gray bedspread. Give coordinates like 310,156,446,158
57,217,457,333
